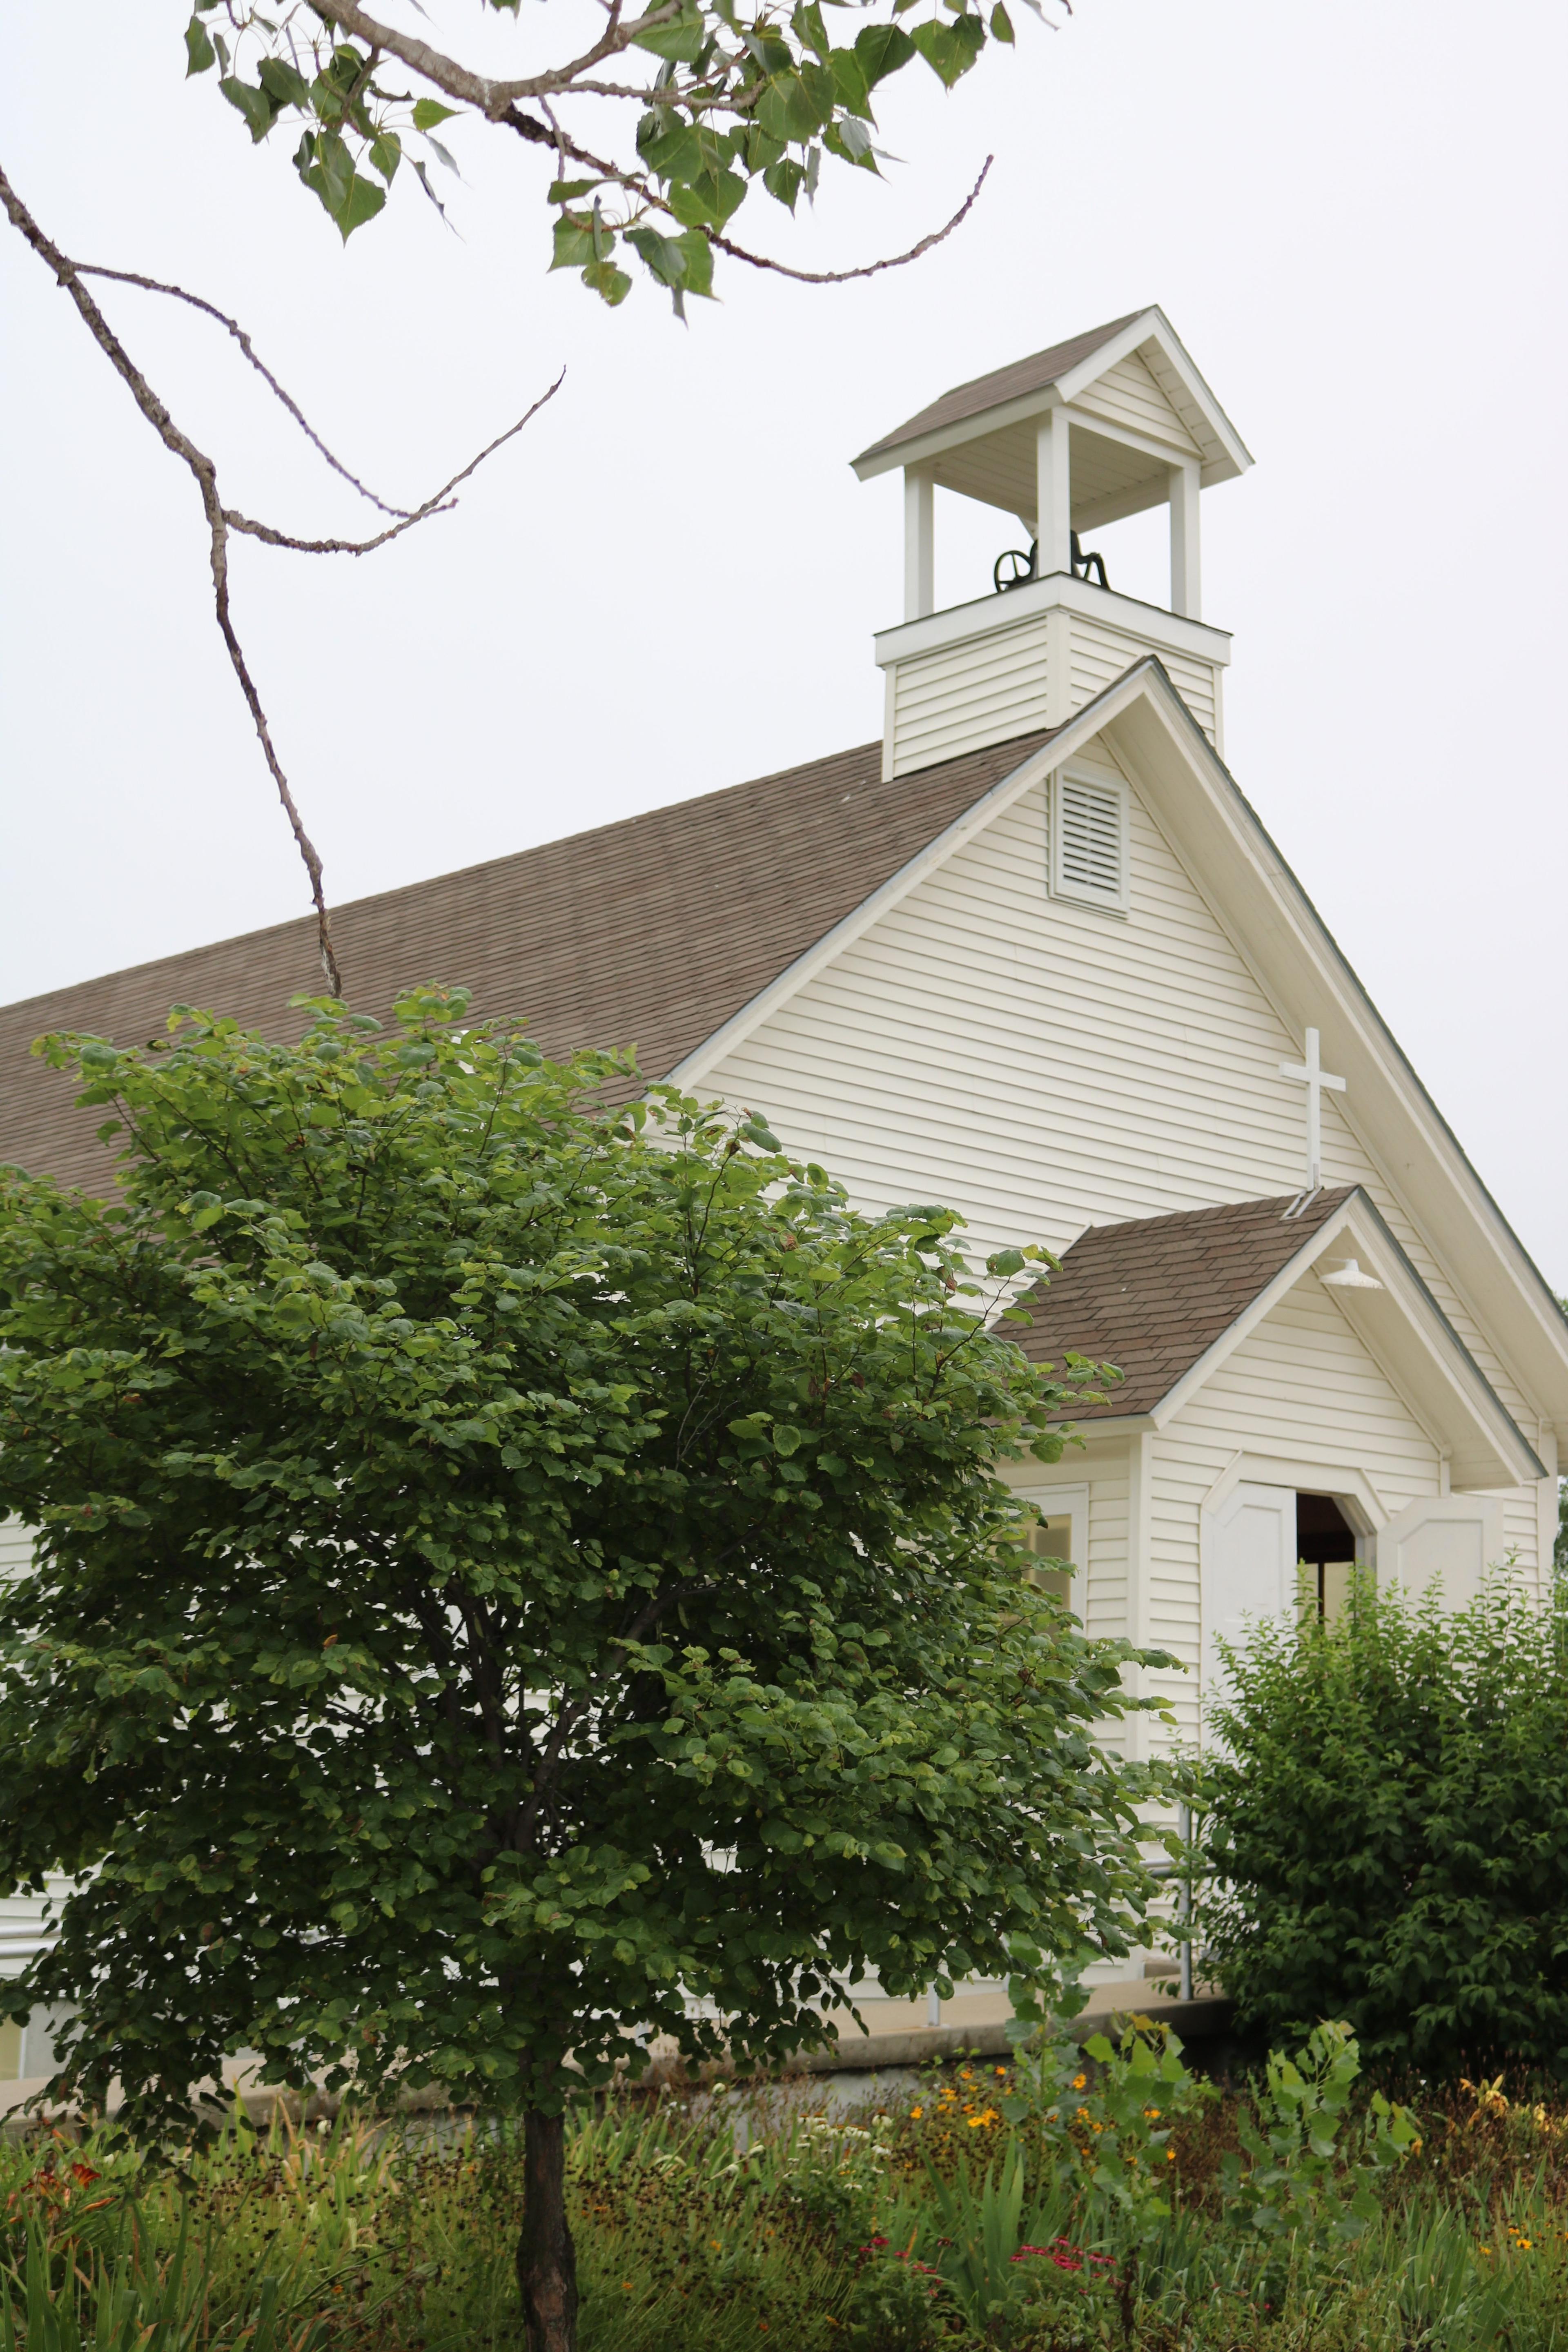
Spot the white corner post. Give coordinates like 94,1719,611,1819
903,466,935,622
1035,406,1072,578
1169,459,1201,618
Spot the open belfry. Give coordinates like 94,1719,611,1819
4,306,1566,1792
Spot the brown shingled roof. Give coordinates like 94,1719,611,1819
1019,1189,1359,1417
853,312,1143,469
0,726,1056,1196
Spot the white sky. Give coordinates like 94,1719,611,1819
3,2,1566,1283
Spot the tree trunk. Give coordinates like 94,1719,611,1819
517,2106,579,2352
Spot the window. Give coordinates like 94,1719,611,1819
1016,1482,1088,1621
1050,767,1129,915
1024,1516,1076,1608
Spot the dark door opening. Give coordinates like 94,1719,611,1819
1296,1492,1357,1617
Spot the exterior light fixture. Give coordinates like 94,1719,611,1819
1321,1257,1384,1290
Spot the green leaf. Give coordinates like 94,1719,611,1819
547,178,601,202
219,76,279,143
632,10,706,62
990,2,1015,40
550,213,600,271
583,260,630,305
183,15,216,76
667,168,747,229
757,68,832,146
301,131,388,241
412,97,460,131
829,48,873,118
910,14,986,87
791,0,831,60
854,22,917,85
369,131,401,183
763,157,804,212
257,56,311,109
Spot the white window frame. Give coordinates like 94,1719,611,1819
1049,764,1130,918
1014,1480,1089,1626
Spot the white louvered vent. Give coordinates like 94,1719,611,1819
1051,770,1128,913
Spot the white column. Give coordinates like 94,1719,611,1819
1034,407,1071,577
1169,459,1201,618
903,466,934,622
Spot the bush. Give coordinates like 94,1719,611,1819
1203,1574,1568,2077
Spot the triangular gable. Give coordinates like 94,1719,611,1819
851,306,1252,519
670,660,1568,1436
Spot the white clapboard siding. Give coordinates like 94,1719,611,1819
889,614,1218,775
891,615,1054,773
0,1520,34,1580
1153,1278,1443,1661
704,741,1541,1544
1071,351,1201,454
1068,620,1217,746
0,1527,58,1979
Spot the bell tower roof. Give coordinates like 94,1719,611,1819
851,305,1251,530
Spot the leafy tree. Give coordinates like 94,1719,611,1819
0,990,1174,2352
179,0,1048,301
1203,1573,1568,2081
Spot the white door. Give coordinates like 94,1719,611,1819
1200,1482,1297,1733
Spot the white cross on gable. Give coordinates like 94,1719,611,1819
1279,1027,1346,1198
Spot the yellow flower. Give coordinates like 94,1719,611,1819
1165,2149,1176,2161
910,2106,924,2120
1072,2074,1087,2090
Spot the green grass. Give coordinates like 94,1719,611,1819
0,2062,1563,2348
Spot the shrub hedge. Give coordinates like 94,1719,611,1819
1203,1574,1568,2077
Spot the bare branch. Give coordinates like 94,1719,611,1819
710,157,994,285
0,161,343,1000
75,265,416,519
0,164,557,1005
224,374,563,556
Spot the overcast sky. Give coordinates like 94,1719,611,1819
4,2,1566,1282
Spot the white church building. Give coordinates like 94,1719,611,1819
2,307,1565,2048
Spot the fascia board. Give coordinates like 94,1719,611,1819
1096,675,1568,1436
873,577,1232,670
1147,1192,1542,1486
850,387,1066,481
1321,1200,1545,1486
1056,308,1253,480
665,674,1161,1094
1145,1203,1363,1432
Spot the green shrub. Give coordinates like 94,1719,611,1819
1204,1574,1568,2076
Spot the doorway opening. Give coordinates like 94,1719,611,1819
1296,1492,1357,1619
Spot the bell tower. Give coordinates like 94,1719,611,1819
851,308,1251,780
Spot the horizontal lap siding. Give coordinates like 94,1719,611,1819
714,767,1359,1263
889,619,1219,773
0,1521,33,1578
706,748,1548,1571
1072,353,1200,453
1068,621,1217,745
891,620,1053,773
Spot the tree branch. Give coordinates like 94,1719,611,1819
76,265,415,519
0,165,558,1003
0,162,343,999
710,157,993,285
223,377,562,556
308,0,684,109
